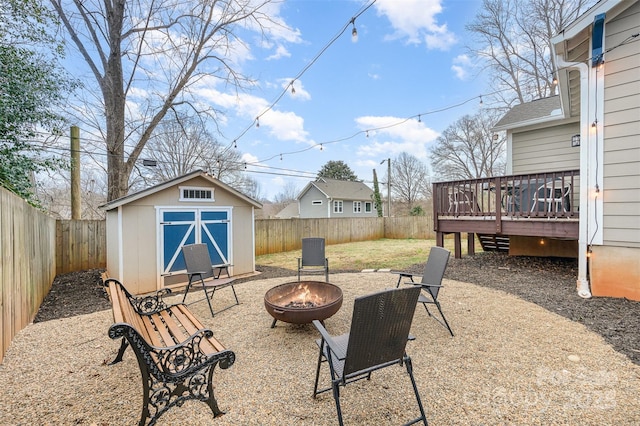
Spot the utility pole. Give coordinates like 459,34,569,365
380,158,391,217
70,126,81,219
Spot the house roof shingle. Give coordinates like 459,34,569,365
299,178,374,201
493,96,563,131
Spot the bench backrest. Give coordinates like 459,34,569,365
105,279,153,343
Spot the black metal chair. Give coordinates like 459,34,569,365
298,237,329,282
312,286,428,426
392,246,453,336
181,243,239,316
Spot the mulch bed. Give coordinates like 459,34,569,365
33,252,640,365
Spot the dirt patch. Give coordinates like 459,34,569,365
34,253,640,365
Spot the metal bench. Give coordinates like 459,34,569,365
102,276,235,426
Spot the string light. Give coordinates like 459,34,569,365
233,140,237,149
418,115,421,123
351,18,358,42
552,73,558,85
290,81,296,94
479,95,483,105
320,144,324,151
256,117,260,128
280,153,283,161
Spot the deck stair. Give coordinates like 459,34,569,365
477,234,510,252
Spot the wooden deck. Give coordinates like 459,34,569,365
433,170,580,258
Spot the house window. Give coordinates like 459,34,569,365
333,200,343,213
364,202,372,213
312,200,323,205
179,186,214,202
353,201,362,213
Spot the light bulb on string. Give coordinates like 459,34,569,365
479,95,483,106
243,162,247,169
280,153,283,161
351,18,358,42
320,144,324,151
418,115,422,123
256,117,260,128
290,81,296,94
552,73,558,85
366,130,369,138
233,140,237,149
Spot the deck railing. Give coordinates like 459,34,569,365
433,170,580,221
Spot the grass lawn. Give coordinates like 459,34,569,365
255,238,482,271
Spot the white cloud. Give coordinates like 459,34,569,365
266,45,291,61
194,76,311,144
354,116,439,160
374,0,457,50
451,54,472,80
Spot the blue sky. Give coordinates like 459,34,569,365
64,0,489,200
202,0,489,199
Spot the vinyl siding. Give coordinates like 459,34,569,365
602,1,640,248
299,186,329,218
511,122,581,174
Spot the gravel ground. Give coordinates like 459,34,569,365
2,254,640,425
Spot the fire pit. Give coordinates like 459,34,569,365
264,281,343,328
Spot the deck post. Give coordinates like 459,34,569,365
454,233,462,259
467,233,475,256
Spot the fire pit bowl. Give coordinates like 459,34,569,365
264,281,343,328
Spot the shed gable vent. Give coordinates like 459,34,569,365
179,186,214,202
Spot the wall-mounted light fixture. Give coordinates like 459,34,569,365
571,134,581,147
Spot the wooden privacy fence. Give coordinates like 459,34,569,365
255,215,435,255
54,216,435,271
56,220,106,274
0,187,57,364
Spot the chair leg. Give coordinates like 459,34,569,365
313,343,325,398
404,355,428,425
332,381,345,426
182,277,194,304
434,300,454,337
200,277,216,317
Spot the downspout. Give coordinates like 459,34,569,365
556,56,592,299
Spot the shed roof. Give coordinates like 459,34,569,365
99,169,263,211
493,96,563,131
298,178,374,201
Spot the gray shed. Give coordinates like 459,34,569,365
100,170,262,294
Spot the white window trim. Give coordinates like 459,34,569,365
333,200,343,214
353,201,362,213
364,201,372,213
178,186,215,202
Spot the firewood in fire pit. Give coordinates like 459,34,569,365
284,301,318,309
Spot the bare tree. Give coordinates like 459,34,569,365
272,181,299,204
50,0,287,201
141,115,259,198
467,0,594,107
390,152,430,208
430,110,506,180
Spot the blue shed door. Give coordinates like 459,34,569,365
159,208,231,281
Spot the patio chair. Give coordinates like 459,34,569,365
392,246,454,336
181,243,239,317
531,180,572,213
312,286,427,426
298,237,329,282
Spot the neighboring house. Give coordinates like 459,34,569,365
274,202,300,219
297,178,377,218
492,0,640,300
100,170,262,294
